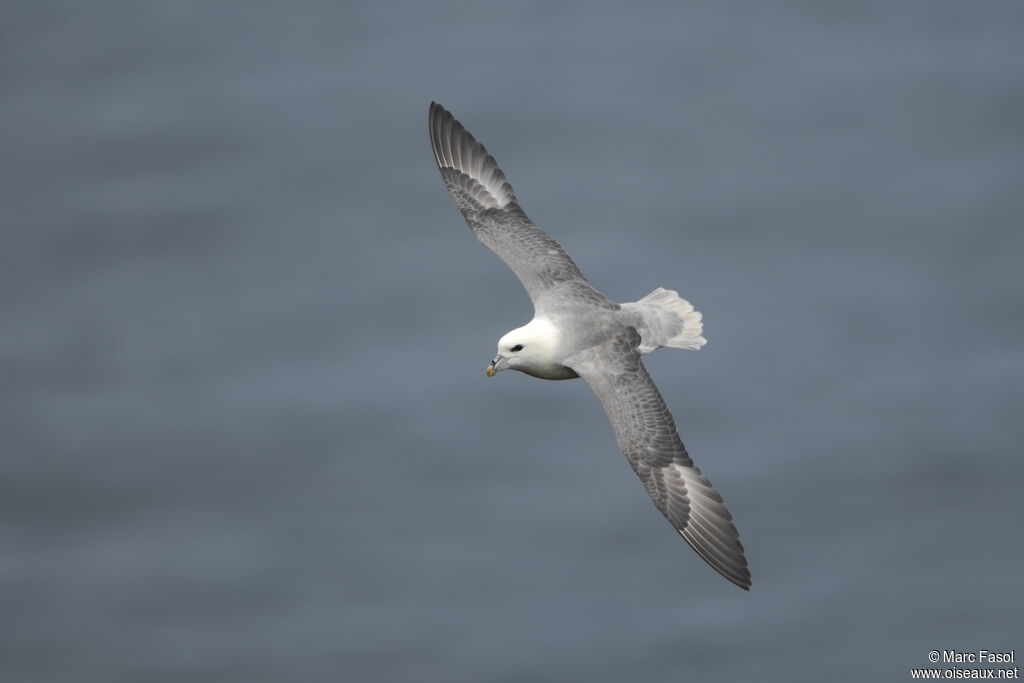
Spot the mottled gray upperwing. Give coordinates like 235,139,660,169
429,102,594,305
566,328,752,590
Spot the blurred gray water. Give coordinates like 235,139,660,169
3,1,1023,681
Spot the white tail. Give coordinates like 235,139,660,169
631,287,706,352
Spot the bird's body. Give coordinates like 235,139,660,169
428,102,751,590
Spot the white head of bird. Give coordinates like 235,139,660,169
486,317,577,380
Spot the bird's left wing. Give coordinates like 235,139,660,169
566,329,752,590
429,102,595,305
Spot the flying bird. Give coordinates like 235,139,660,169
428,102,751,590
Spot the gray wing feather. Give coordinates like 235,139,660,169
429,102,592,304
567,329,752,590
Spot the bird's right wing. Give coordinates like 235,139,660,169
566,328,752,590
429,102,597,305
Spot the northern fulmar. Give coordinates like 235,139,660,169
428,102,751,590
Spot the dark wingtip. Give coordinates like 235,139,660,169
722,568,751,591
429,101,450,122
728,563,752,591
736,563,752,590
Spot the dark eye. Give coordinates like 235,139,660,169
510,344,524,352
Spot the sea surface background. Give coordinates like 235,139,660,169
3,2,1022,681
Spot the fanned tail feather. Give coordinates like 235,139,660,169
633,287,706,351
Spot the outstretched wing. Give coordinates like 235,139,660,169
428,102,591,304
566,329,751,590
